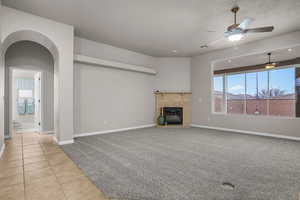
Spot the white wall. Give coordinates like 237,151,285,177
74,37,156,134
191,31,300,137
5,41,54,132
1,6,74,143
0,0,4,152
153,57,191,92
74,63,155,134
75,37,155,67
74,37,194,135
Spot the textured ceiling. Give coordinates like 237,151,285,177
3,0,300,57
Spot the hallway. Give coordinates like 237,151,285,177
0,131,108,200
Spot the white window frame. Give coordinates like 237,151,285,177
212,64,299,119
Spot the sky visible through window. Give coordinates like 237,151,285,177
220,68,295,97
213,66,297,117
269,68,295,94
213,76,223,92
227,74,245,96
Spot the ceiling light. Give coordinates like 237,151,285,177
265,63,275,69
265,52,276,69
228,59,232,63
228,33,244,42
172,50,177,53
288,48,292,52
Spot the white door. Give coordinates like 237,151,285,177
34,72,41,131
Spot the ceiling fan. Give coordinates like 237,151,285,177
225,6,274,42
265,52,276,69
203,6,275,47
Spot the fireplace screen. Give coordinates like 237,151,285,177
163,107,183,125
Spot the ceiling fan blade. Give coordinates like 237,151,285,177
245,26,274,33
238,17,254,29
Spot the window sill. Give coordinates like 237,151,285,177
211,112,298,120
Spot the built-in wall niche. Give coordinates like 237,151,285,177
212,46,300,118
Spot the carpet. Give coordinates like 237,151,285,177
62,127,300,200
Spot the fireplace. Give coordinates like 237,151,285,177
163,107,183,125
155,92,191,127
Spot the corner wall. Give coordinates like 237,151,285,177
191,31,300,137
153,57,191,92
74,38,192,135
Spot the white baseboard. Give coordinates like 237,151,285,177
16,128,39,133
53,136,58,143
74,124,156,138
53,135,74,145
58,139,74,145
40,130,54,134
190,124,300,142
0,143,5,158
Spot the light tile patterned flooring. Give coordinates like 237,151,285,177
0,131,109,200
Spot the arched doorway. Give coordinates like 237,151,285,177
5,41,55,136
1,7,74,144
1,30,60,140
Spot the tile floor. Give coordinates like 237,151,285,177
0,131,109,200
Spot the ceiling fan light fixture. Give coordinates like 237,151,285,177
228,33,244,42
265,52,276,69
265,63,275,69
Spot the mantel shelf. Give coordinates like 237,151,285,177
74,54,157,75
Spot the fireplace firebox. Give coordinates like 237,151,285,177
163,107,183,125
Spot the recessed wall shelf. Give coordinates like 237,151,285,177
74,54,157,75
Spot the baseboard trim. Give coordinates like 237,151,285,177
0,143,6,158
58,139,74,145
16,128,39,133
74,124,156,138
53,136,74,145
190,124,300,142
40,130,54,134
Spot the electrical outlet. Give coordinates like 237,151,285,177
198,98,202,103
208,117,211,121
103,120,108,125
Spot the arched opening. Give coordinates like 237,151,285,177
5,41,55,136
1,30,59,139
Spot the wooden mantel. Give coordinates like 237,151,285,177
155,92,192,128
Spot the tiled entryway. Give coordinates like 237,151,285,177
0,131,108,200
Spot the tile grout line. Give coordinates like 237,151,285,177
21,133,27,200
39,136,69,200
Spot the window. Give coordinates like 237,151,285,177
227,74,245,114
246,71,268,115
19,90,33,98
269,68,295,117
213,76,225,113
213,66,297,118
